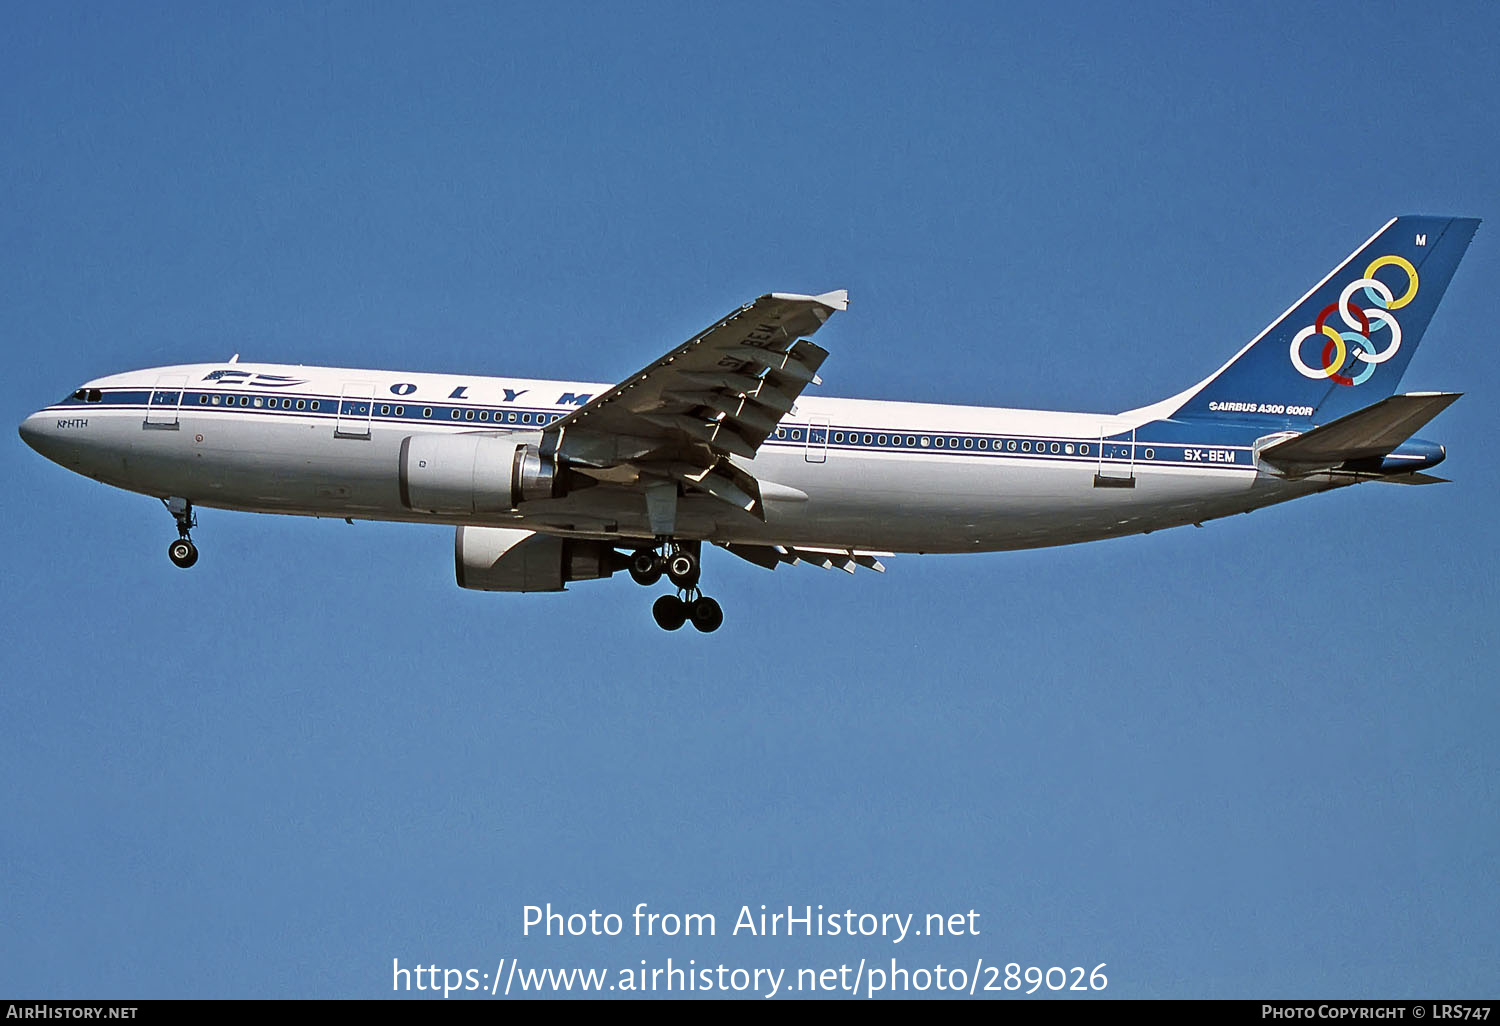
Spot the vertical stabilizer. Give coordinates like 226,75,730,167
1172,217,1478,423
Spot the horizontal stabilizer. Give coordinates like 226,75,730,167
1258,392,1460,474
1374,471,1450,485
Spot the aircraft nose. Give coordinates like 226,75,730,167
18,413,46,453
18,412,64,464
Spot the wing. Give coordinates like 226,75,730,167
543,290,847,521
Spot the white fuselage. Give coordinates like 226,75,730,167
20,361,1335,554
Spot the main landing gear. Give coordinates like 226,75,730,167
629,539,724,633
162,496,199,569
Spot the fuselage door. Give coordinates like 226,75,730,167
805,415,829,463
1093,425,1137,488
145,373,188,428
335,382,376,439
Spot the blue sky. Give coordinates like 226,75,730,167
2,2,1496,999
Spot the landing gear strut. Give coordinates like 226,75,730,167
630,539,722,633
163,497,198,569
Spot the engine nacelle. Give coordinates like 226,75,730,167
455,526,621,592
399,433,561,514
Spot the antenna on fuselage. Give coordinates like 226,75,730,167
228,354,240,363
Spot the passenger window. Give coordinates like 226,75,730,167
423,408,432,418
935,438,944,448
310,400,320,411
465,410,475,420
862,434,872,444
254,397,263,407
211,395,221,405
381,405,390,416
964,438,973,449
395,406,404,416
198,395,208,405
296,399,306,410
877,434,887,445
451,410,460,419
480,411,489,421
1021,441,1030,451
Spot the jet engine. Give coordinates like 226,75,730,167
399,433,562,514
455,526,623,592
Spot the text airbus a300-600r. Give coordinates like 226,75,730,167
19,216,1479,632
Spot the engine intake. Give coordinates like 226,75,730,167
399,433,562,514
455,526,623,592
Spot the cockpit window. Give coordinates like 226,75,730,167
74,388,103,402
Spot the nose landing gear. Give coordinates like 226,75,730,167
162,497,199,568
168,537,198,568
631,540,723,633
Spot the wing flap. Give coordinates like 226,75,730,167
718,543,890,574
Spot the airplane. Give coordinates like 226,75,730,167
18,216,1480,632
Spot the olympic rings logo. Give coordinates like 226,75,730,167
1289,254,1419,386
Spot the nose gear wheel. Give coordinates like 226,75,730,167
161,497,199,569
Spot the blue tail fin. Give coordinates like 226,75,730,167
1173,216,1479,423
